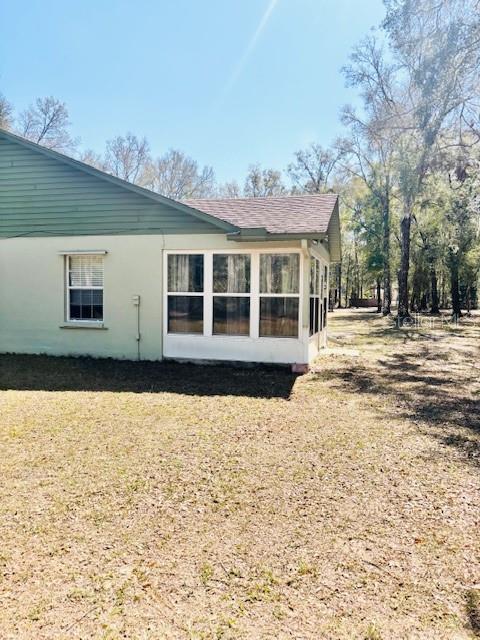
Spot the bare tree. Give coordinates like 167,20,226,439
104,133,150,183
217,180,242,199
140,149,216,198
338,111,395,314
341,35,401,315
288,143,342,193
0,92,13,130
244,165,286,197
18,96,76,152
78,148,105,171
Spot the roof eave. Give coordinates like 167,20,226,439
227,230,328,242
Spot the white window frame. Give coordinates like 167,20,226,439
166,253,205,335
323,264,329,329
309,257,321,338
65,254,104,324
258,252,301,339
212,253,252,337
163,249,303,341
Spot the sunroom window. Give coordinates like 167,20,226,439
67,255,104,322
309,258,321,336
212,254,251,335
323,265,328,328
167,254,204,333
259,253,299,337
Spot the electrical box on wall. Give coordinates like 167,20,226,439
132,295,140,306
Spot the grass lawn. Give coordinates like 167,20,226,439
0,310,479,639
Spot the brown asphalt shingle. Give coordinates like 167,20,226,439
183,193,338,235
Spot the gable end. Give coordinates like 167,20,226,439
0,130,234,238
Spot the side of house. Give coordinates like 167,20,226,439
0,129,339,366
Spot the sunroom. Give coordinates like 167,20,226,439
163,244,330,367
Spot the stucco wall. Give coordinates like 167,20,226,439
0,234,329,363
0,235,164,359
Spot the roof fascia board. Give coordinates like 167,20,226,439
226,227,267,240
327,199,341,263
227,231,327,242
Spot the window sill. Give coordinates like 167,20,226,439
259,336,299,340
59,323,108,330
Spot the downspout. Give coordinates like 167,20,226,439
132,294,141,360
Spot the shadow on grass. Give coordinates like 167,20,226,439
327,350,480,466
332,310,479,343
329,310,406,343
0,354,298,399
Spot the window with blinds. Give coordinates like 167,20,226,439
67,255,104,321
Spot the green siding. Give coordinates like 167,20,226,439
0,135,223,237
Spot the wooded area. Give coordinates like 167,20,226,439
1,0,479,320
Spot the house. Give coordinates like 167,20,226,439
0,129,340,368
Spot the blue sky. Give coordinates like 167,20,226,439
0,0,384,184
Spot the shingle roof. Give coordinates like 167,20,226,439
183,193,338,235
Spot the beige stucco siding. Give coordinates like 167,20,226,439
0,234,164,359
0,233,329,363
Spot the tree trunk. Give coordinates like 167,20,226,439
410,270,419,312
440,274,448,308
337,264,342,308
397,210,412,321
449,252,461,319
376,278,381,313
344,258,351,307
381,189,391,316
430,265,440,314
353,234,360,301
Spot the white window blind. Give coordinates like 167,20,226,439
69,255,104,288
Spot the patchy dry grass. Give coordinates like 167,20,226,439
0,310,479,639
